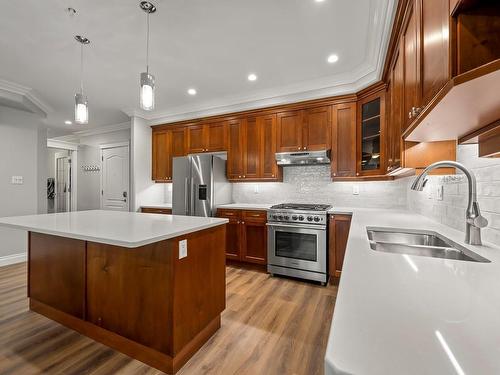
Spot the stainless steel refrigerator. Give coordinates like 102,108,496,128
172,153,232,217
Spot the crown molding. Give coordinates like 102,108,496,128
0,78,53,116
47,138,79,151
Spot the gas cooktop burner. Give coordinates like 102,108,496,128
270,203,332,211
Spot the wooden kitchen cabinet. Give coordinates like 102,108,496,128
152,130,171,182
403,0,421,131
259,114,280,179
227,119,244,179
187,121,228,153
303,106,332,151
152,126,186,182
216,209,267,264
421,0,450,106
331,102,357,178
277,106,331,152
328,214,352,283
227,114,281,182
141,207,172,214
357,89,386,176
277,110,303,152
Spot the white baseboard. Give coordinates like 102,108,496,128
0,252,27,267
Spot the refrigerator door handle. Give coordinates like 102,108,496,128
190,177,195,216
184,177,189,216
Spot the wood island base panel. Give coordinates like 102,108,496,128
27,226,226,374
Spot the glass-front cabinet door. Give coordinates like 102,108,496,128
357,89,386,176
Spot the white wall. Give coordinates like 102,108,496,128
76,128,131,211
408,144,500,246
0,107,46,264
131,116,165,211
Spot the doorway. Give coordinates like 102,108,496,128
100,142,130,211
55,152,72,212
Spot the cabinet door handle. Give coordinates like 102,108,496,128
333,173,336,177
238,175,242,178
241,221,245,224
356,173,359,176
304,146,307,150
243,175,246,178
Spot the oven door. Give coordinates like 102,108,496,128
267,223,327,273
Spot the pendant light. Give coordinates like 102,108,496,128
75,35,90,124
139,1,157,111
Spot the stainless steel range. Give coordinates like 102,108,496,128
267,203,332,284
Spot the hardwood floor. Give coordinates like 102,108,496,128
0,262,337,375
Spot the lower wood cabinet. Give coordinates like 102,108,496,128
328,214,352,283
217,209,267,264
141,207,172,214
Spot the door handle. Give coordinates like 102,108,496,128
184,177,189,215
123,191,127,198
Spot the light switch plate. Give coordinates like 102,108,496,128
11,176,23,185
352,185,360,195
179,239,187,259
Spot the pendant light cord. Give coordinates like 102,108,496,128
80,43,84,94
146,12,150,74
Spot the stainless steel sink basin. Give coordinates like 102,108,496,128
367,227,490,263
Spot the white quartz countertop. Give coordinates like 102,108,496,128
217,203,273,210
141,203,172,209
0,210,228,248
325,208,500,375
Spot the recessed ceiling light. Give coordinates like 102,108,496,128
327,54,339,63
248,73,257,82
315,0,325,2
187,88,197,96
64,120,72,125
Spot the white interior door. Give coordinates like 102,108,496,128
101,145,130,211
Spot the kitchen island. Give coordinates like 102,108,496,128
0,210,228,374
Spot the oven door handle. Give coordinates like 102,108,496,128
266,223,327,231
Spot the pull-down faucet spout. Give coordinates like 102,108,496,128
410,161,488,245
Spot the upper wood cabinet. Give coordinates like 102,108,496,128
387,40,404,173
152,127,186,182
277,110,303,152
259,114,279,179
187,121,228,153
152,130,171,182
277,106,331,152
227,114,281,182
331,102,356,178
357,90,386,176
303,106,332,151
227,119,244,180
421,0,450,105
403,0,421,131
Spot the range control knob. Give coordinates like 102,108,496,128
298,215,304,221
284,215,289,220
278,215,283,220
307,216,313,222
272,214,278,219
292,215,298,220
313,216,320,222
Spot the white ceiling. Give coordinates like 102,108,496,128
0,0,396,132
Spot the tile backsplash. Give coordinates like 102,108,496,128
408,144,500,246
232,165,408,209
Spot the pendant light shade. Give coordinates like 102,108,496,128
75,93,89,124
140,72,155,111
139,1,157,111
74,35,90,125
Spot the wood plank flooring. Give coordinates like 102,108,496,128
0,262,337,375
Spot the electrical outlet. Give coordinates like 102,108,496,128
11,176,23,185
437,185,444,201
352,185,360,195
253,184,259,194
179,239,187,259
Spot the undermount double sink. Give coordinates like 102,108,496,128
367,227,490,263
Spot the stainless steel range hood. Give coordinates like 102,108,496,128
275,149,331,166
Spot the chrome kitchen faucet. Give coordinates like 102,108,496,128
410,161,488,246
